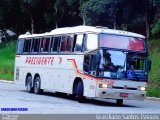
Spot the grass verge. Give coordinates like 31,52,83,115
0,40,16,80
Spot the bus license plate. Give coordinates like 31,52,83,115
120,93,128,97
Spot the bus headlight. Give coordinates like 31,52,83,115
137,86,146,91
99,83,108,88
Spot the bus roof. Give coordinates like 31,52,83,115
18,25,145,39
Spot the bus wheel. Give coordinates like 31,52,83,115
76,81,86,103
26,76,33,93
116,99,123,106
34,77,42,94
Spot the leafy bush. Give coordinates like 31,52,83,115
151,20,160,38
0,40,16,80
147,39,160,97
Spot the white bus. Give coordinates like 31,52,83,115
14,26,151,105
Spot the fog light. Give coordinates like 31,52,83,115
99,84,108,88
137,86,146,91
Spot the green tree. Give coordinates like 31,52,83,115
151,20,160,38
80,0,110,26
0,0,159,38
53,0,82,28
53,0,68,28
19,0,46,33
151,0,160,38
80,0,128,29
80,0,157,37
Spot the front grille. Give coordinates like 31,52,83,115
112,86,137,90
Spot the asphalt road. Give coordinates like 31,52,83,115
0,81,160,114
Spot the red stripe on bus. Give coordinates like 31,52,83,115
67,59,103,81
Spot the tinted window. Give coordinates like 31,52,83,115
60,36,68,52
23,39,32,53
72,35,77,52
83,54,90,72
66,36,73,52
50,37,54,52
17,39,24,54
52,36,61,52
75,34,83,52
40,37,50,52
31,38,40,52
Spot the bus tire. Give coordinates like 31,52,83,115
76,81,86,103
116,99,123,106
34,76,42,94
26,76,33,93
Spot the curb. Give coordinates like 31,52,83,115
145,97,160,101
0,79,14,83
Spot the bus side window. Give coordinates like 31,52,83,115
17,39,24,54
40,38,45,52
36,38,40,52
52,36,61,52
23,39,32,53
72,35,77,52
31,39,35,52
45,38,50,52
90,54,98,71
86,34,98,51
60,36,68,52
74,34,83,52
31,38,40,53
40,38,50,52
66,35,73,52
82,34,87,52
83,54,90,72
50,37,55,52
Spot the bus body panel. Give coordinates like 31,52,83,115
15,54,85,93
15,54,101,98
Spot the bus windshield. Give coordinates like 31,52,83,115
99,34,145,51
101,50,147,81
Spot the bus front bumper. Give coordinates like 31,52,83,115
95,88,146,101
